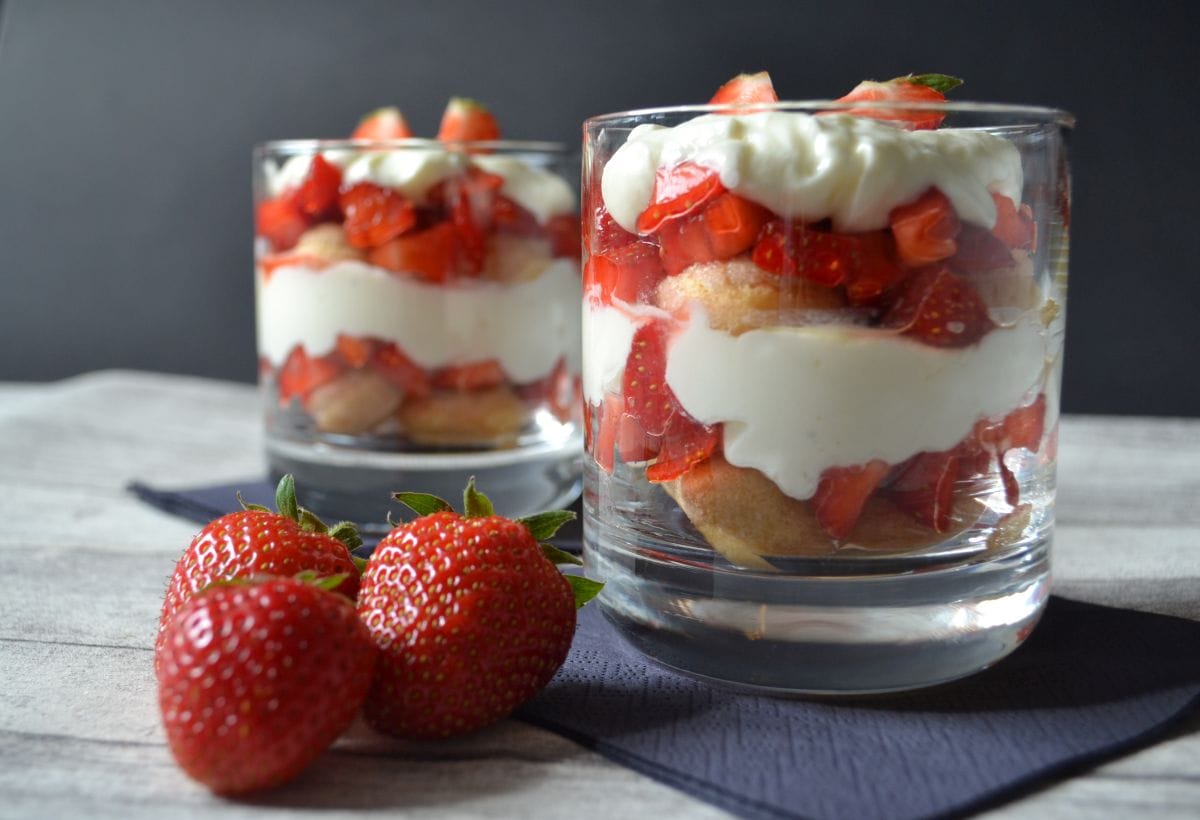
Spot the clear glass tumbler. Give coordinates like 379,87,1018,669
254,139,583,527
582,101,1073,693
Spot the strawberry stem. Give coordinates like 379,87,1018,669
893,73,964,94
541,543,582,566
463,476,494,519
276,475,300,521
519,510,576,541
392,491,454,517
566,575,604,609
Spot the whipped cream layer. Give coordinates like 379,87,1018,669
265,144,574,225
601,111,1023,234
258,259,581,383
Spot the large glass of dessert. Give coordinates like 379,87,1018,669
254,102,583,527
581,74,1073,693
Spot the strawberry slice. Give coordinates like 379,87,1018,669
658,193,772,275
547,214,582,260
835,73,963,130
889,188,961,267
351,107,414,140
636,162,727,234
962,394,1047,506
434,169,504,275
887,449,961,532
709,71,779,107
437,97,501,143
368,221,456,283
751,222,863,286
812,460,890,540
990,192,1036,250
335,334,375,369
842,231,908,304
585,242,666,304
277,347,343,403
657,212,719,275
593,395,623,473
881,265,992,347
948,224,1015,273
256,195,309,252
492,195,540,236
369,342,430,398
645,414,721,482
433,360,507,391
294,155,343,218
340,182,418,249
617,412,660,464
621,320,681,437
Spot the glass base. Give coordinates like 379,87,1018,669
268,433,583,534
585,508,1051,695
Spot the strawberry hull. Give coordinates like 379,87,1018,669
581,95,1072,694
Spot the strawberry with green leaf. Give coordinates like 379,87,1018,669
357,479,601,740
835,73,964,130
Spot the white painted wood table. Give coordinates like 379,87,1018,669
1,371,1197,819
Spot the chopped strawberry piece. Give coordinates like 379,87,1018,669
340,182,418,248
585,242,666,304
593,395,623,473
492,195,540,236
277,347,343,402
429,169,503,274
703,194,772,258
368,222,456,283
335,335,375,369
658,212,720,275
948,224,1015,273
962,394,1047,506
433,360,507,391
887,449,961,532
546,214,582,260
621,320,680,437
635,162,726,234
645,415,721,482
294,155,343,218
617,412,660,464
843,231,908,304
436,97,501,144
592,204,638,254
751,222,863,286
708,71,779,107
583,402,595,452
255,195,309,252
881,265,992,347
889,188,961,267
258,252,330,278
990,193,1036,250
369,342,430,398
351,107,414,141
834,74,962,130
812,460,890,540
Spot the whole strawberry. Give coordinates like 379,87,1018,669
357,480,601,739
156,475,364,661
157,575,377,794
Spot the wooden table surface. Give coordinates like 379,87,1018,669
1,370,1197,819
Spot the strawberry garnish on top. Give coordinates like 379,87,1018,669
709,71,779,107
835,73,963,130
437,97,502,143
357,480,601,740
351,106,414,140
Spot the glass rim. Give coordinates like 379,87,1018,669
255,137,569,156
584,100,1076,129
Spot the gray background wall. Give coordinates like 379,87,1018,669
0,0,1197,416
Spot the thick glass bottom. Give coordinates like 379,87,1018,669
268,433,583,533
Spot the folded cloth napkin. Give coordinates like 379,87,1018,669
133,479,1200,820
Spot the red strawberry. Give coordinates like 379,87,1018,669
617,410,660,464
881,265,993,347
492,195,540,235
294,154,342,218
437,97,501,143
351,106,414,141
636,161,727,234
340,182,418,248
887,449,961,532
644,414,721,482
547,213,582,260
658,193,771,275
948,224,1015,273
157,575,376,794
812,460,890,540
622,320,682,436
592,395,622,473
585,241,666,304
889,188,961,267
835,73,963,130
357,481,601,739
751,221,864,286
432,359,507,391
842,231,908,304
990,192,1036,250
156,475,364,661
277,346,343,402
961,395,1047,506
709,71,779,107
369,341,432,397
335,334,374,369
368,221,456,282
256,194,309,252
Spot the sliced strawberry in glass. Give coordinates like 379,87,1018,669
843,231,908,304
881,265,993,347
586,242,666,304
709,71,778,107
636,161,726,234
277,346,343,403
834,75,961,131
887,449,961,532
703,194,771,258
949,224,1015,273
295,155,342,218
256,195,309,252
889,188,961,267
645,415,720,482
340,182,417,248
335,334,375,369
617,412,661,464
433,360,506,391
546,214,581,260
593,395,623,473
751,221,863,287
369,342,430,398
368,222,456,283
812,460,890,540
990,192,1036,251
621,320,680,437
492,195,540,235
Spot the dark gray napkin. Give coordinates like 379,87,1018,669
132,479,1200,820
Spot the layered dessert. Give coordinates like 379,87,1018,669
583,74,1064,568
256,100,582,449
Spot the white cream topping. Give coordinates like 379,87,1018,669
664,309,1047,501
257,260,581,383
581,301,653,402
601,111,1023,234
264,146,573,225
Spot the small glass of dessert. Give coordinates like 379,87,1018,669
581,73,1073,693
254,100,582,527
